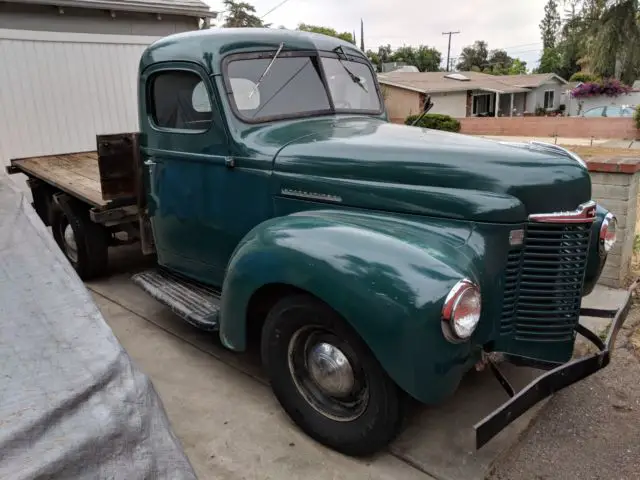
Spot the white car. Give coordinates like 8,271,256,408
582,105,636,117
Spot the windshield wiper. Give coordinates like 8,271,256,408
333,46,368,93
249,42,284,99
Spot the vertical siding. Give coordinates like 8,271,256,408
0,29,157,165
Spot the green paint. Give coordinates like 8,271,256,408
137,28,611,404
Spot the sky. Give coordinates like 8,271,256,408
204,0,552,70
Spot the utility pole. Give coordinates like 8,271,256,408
442,30,460,71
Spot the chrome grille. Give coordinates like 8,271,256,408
501,222,592,342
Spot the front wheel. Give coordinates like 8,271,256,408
261,294,404,456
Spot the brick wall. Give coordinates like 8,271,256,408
459,117,638,139
586,158,640,288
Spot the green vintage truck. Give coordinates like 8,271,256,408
7,28,631,456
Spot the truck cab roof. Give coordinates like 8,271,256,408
140,28,368,75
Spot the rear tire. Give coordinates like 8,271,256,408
261,294,404,456
51,200,109,280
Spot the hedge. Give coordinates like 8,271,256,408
405,113,461,132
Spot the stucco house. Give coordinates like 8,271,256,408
0,0,215,166
378,71,568,123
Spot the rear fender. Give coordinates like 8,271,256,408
220,209,483,403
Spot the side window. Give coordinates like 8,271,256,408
543,90,555,109
150,70,212,131
605,106,628,117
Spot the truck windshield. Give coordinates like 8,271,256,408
225,53,381,122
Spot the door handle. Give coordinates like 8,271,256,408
144,160,156,166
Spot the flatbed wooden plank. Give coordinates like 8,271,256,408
12,152,107,208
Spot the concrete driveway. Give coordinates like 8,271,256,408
84,250,628,480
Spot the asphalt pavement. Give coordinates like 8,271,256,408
490,306,640,480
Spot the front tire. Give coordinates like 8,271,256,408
261,294,404,456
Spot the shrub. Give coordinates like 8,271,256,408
569,72,601,83
405,113,461,132
571,78,632,98
635,105,640,130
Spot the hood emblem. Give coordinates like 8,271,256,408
529,200,597,223
281,188,342,203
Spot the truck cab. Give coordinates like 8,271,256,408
8,28,627,457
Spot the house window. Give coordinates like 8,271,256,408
149,70,212,131
473,93,492,116
543,90,555,109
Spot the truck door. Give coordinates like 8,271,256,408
140,63,231,284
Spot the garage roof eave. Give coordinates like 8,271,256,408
8,0,217,18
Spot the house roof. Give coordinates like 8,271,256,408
7,0,215,18
378,71,531,94
497,73,568,87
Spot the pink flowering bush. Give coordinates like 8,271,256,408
571,78,632,98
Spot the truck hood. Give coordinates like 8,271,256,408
268,117,591,223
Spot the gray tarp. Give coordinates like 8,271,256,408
0,175,197,479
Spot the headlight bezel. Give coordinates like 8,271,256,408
599,212,617,255
441,279,482,342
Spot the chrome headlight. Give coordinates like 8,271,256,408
441,279,481,341
599,213,617,255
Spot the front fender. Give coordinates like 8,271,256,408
220,209,483,404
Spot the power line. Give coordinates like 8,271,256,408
442,30,460,72
260,0,294,19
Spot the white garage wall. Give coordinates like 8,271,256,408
0,29,161,166
429,92,467,118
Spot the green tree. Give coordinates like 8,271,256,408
375,44,393,71
540,0,562,49
456,40,489,71
484,49,513,74
537,47,562,73
390,45,442,72
222,0,266,27
569,71,601,82
588,0,640,82
297,24,354,43
366,49,381,71
509,58,528,74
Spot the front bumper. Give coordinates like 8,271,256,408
475,280,636,449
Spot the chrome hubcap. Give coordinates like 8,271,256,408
307,342,355,397
63,224,78,263
288,327,368,422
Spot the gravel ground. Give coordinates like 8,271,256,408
489,305,640,480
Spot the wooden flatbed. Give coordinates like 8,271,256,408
7,133,142,226
10,151,112,209
6,133,153,278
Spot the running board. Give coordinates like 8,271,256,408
132,269,220,331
